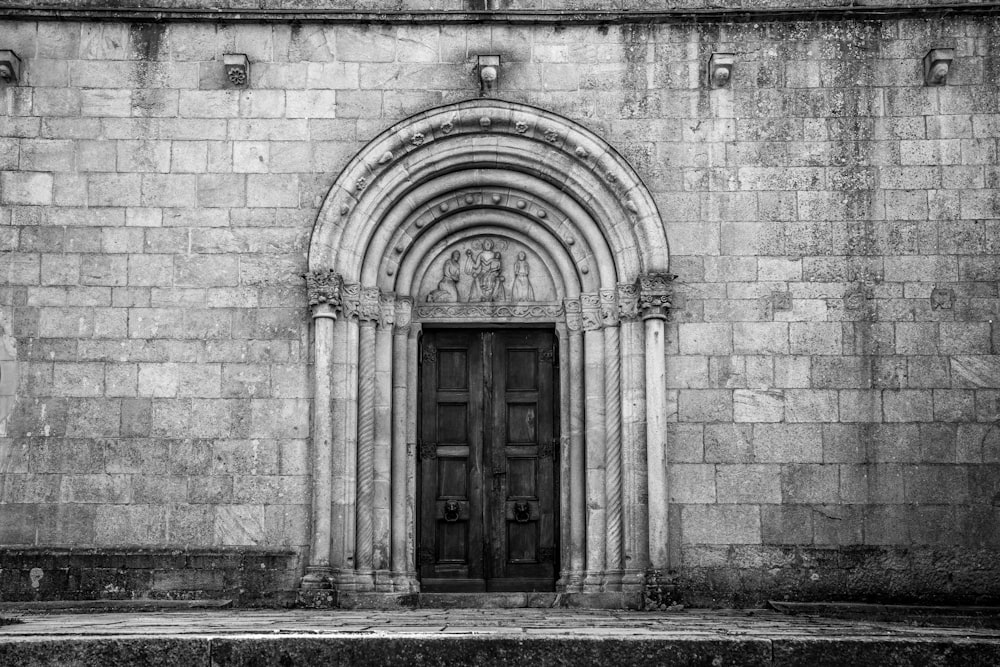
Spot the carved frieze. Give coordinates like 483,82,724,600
638,273,676,320
303,269,343,312
416,303,563,321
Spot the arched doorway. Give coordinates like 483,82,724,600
303,99,673,605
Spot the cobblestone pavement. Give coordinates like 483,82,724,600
3,608,1000,641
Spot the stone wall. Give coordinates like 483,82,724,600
0,15,998,605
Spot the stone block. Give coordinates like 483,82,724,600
716,464,781,504
174,255,238,288
733,323,788,355
1,172,54,205
60,474,130,503
166,504,215,544
138,362,179,398
678,390,733,423
883,390,934,422
132,475,187,503
668,464,716,503
784,390,839,423
96,504,167,544
50,362,104,397
215,504,265,546
666,355,709,389
812,504,865,545
65,399,121,438
903,465,969,504
838,390,882,423
246,174,300,207
863,505,910,545
249,399,310,439
681,505,761,545
754,424,823,463
265,504,309,547
933,389,976,422
198,174,246,207
286,90,338,118
781,464,840,503
188,475,233,504
733,389,784,423
80,255,128,287
761,505,813,545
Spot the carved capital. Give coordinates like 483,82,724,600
395,297,413,332
341,282,362,320
600,288,619,327
564,298,583,333
638,272,676,320
358,286,381,323
303,269,342,317
580,292,601,331
378,291,396,329
617,282,640,321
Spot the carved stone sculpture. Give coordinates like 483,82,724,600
465,239,505,302
511,251,535,302
303,269,343,310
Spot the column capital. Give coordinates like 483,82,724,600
564,298,583,333
378,291,396,329
580,292,602,331
637,272,676,321
394,296,413,333
304,269,342,319
358,286,381,324
341,282,361,320
617,282,640,321
600,288,619,327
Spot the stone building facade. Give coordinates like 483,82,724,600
0,1,998,607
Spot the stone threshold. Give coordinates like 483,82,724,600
305,591,645,610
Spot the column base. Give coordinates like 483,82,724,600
300,566,332,589
582,571,603,593
603,570,624,591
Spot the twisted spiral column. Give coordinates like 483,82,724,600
603,325,623,582
354,288,380,585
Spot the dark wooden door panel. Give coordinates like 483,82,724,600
419,329,556,593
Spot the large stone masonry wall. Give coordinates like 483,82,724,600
0,16,998,604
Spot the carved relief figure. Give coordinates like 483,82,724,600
426,250,462,303
510,251,535,302
464,239,506,302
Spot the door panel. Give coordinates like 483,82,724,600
419,329,557,593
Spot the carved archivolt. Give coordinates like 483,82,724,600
304,99,672,598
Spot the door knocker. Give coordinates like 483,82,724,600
443,500,460,522
514,502,531,523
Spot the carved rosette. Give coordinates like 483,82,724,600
600,288,619,328
303,269,343,317
378,291,396,329
358,286,381,324
638,273,676,320
564,299,583,333
617,282,640,321
580,292,602,331
395,297,413,333
341,282,362,320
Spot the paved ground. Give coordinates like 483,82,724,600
2,608,1000,665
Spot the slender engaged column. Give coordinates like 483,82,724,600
564,299,585,592
390,298,413,591
617,282,647,590
600,289,623,590
354,287,380,590
555,324,571,592
581,293,606,592
302,270,342,589
372,292,394,591
639,274,675,573
405,324,422,590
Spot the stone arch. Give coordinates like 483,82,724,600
303,99,674,605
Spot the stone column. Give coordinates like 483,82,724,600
639,273,675,573
555,323,571,592
564,299,585,592
373,291,394,591
405,323,422,591
581,292,606,592
334,283,361,589
600,288,623,591
354,286,381,591
301,270,342,589
391,298,414,592
617,282,647,591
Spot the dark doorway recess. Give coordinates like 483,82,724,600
418,328,558,592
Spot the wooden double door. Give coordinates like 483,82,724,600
418,329,558,592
